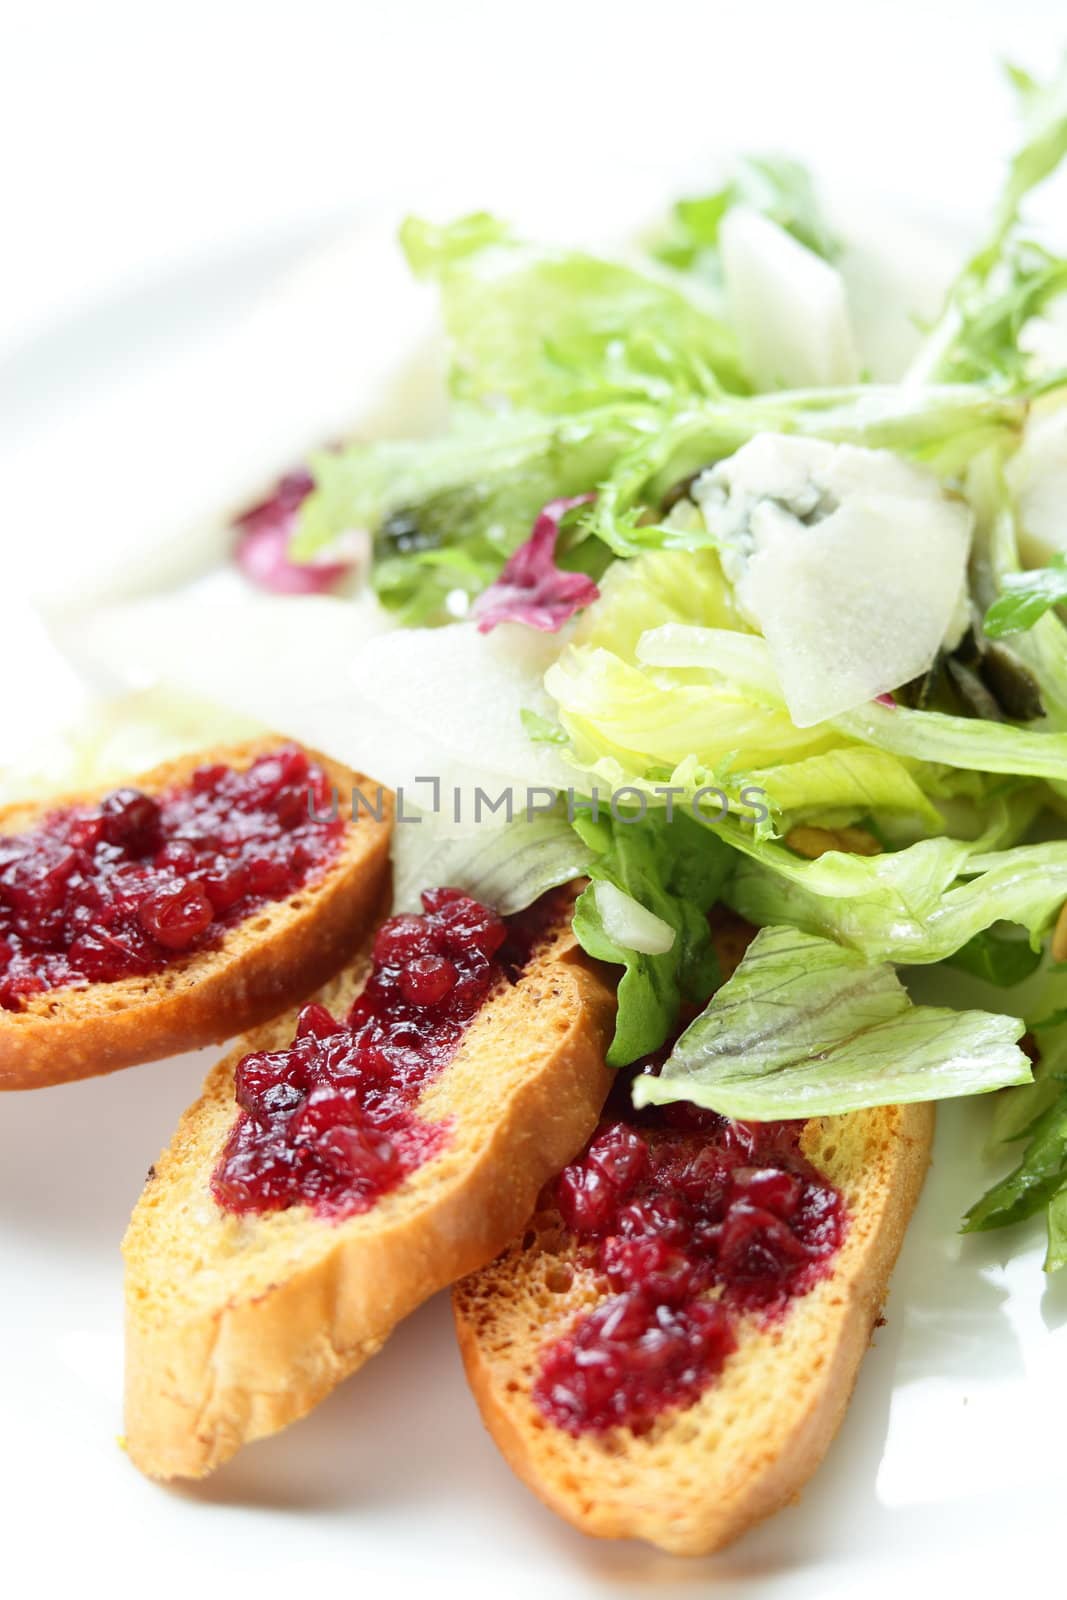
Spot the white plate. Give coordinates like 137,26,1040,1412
2,189,1064,1600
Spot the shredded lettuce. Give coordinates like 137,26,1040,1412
633,925,1029,1120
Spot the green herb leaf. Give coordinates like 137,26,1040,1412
964,1087,1067,1231
984,553,1067,638
944,926,1044,987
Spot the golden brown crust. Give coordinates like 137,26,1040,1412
123,907,617,1480
452,1099,934,1556
0,739,392,1089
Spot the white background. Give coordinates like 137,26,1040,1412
4,3,1067,1596
5,0,1067,363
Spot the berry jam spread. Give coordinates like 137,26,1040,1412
212,890,521,1221
533,1085,846,1437
0,745,344,1011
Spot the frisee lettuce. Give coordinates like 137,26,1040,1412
907,55,1067,386
293,406,656,623
400,213,747,409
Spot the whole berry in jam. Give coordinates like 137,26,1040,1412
137,880,215,951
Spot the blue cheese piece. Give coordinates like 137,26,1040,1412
693,434,973,726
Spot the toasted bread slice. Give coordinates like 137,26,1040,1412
123,901,616,1480
0,739,391,1089
454,1103,933,1556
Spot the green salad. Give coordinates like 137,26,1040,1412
278,60,1067,1270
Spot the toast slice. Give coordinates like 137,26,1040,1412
123,898,616,1480
0,739,391,1089
452,914,934,1555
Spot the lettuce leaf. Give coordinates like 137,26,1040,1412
400,213,747,409
390,808,594,917
547,642,837,780
654,154,839,273
640,624,1067,782
292,406,656,623
719,804,1067,968
833,698,1067,781
633,925,1029,1119
547,613,984,838
571,808,733,1066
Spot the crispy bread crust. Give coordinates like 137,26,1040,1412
0,739,392,1089
123,909,617,1480
453,1100,934,1556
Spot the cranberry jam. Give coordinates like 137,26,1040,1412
212,890,517,1220
533,1084,847,1437
0,745,343,1011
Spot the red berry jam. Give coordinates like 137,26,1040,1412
212,889,518,1220
0,745,344,1010
533,1087,846,1436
